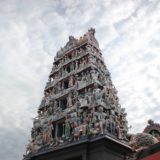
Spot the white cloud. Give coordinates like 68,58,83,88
0,0,160,159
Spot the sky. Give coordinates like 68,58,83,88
0,0,160,159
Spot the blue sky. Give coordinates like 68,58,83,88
0,0,160,159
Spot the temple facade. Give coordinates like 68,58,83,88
23,28,131,160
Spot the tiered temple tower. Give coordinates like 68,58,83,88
23,28,131,160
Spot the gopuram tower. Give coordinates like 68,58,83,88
23,28,132,160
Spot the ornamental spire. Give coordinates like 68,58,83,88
24,28,128,158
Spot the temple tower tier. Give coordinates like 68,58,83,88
23,28,131,160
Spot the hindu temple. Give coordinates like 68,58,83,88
23,28,160,160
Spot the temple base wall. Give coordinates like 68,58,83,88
27,136,132,160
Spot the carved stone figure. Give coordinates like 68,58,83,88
97,107,106,135
73,122,80,141
79,95,87,108
48,106,53,116
77,111,82,126
91,69,99,81
42,119,49,144
65,119,71,139
81,119,87,136
47,121,54,144
70,62,75,71
43,107,48,118
92,121,100,136
26,139,40,155
79,59,83,69
69,75,74,87
85,70,91,83
67,93,72,108
104,115,110,133
93,84,102,101
115,116,122,139
86,88,93,105
81,72,87,85
78,36,84,44
89,55,96,64
109,114,116,135
75,60,79,70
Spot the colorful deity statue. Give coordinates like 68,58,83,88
93,84,102,101
69,75,74,87
65,119,71,139
67,93,73,108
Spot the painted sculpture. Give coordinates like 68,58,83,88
24,28,129,158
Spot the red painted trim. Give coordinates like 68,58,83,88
141,151,160,160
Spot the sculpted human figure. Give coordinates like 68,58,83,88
64,55,68,63
47,121,54,144
42,119,49,144
77,110,82,125
87,118,93,135
122,120,128,139
71,50,76,58
65,118,71,139
115,116,122,139
73,122,80,141
81,72,87,85
91,69,99,81
79,36,83,44
53,100,59,111
89,55,96,65
97,107,106,135
85,70,91,83
26,140,38,154
54,73,58,81
70,62,74,71
79,95,87,108
105,115,110,133
67,93,73,108
121,113,128,139
70,111,77,124
92,119,100,136
77,48,83,56
87,88,93,105
75,60,79,70
81,119,87,136
93,84,102,101
33,118,41,131
75,75,80,89
43,107,48,118
109,113,116,135
31,127,36,140
69,75,74,87
76,98,81,109
79,59,83,69
35,133,43,148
